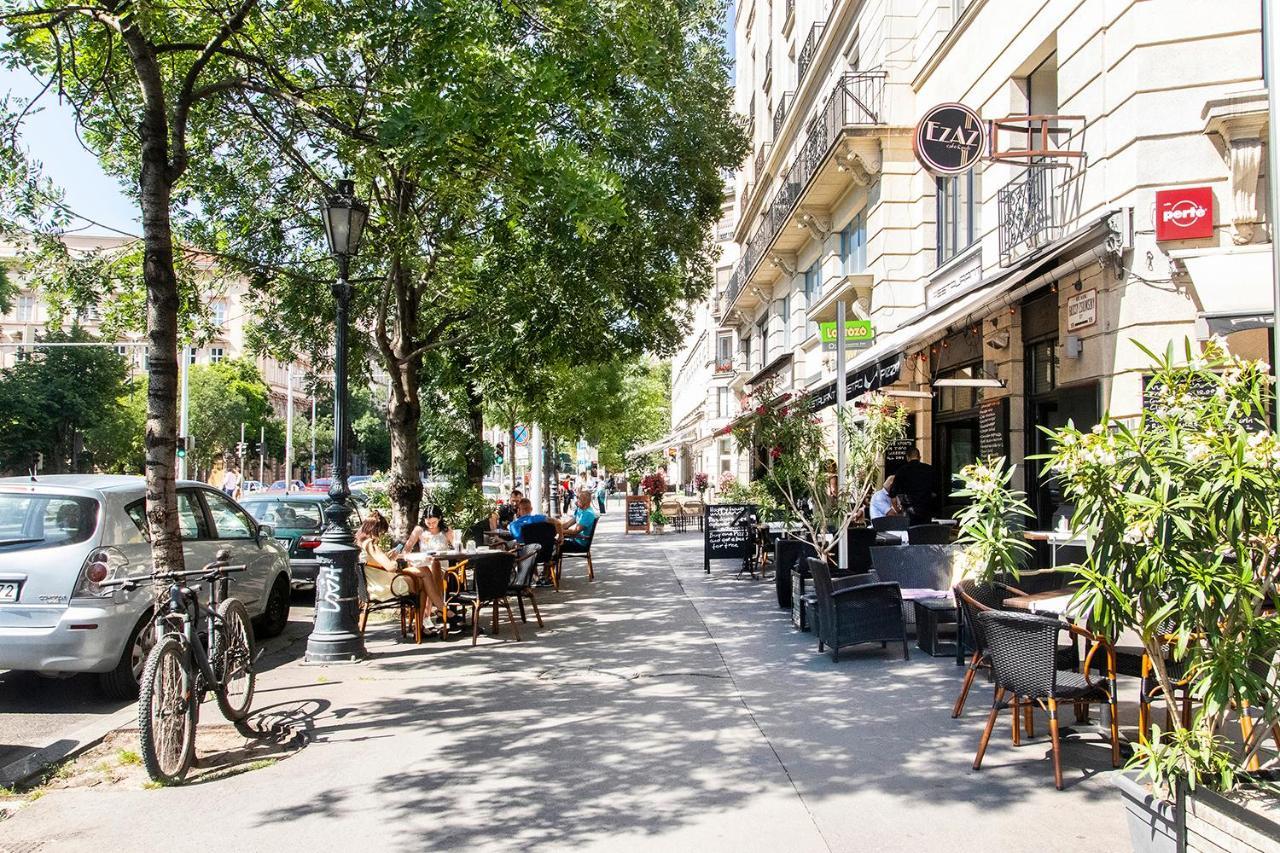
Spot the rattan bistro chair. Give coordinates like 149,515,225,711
807,558,909,662
951,578,1028,718
558,517,597,582
358,561,425,644
519,521,562,590
508,544,544,628
455,552,521,646
972,610,1121,790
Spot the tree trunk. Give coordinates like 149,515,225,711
509,418,517,493
138,124,185,574
464,376,484,488
385,363,422,541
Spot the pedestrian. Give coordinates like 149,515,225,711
888,447,935,525
594,469,607,514
221,464,242,498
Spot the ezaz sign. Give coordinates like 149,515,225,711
913,103,985,176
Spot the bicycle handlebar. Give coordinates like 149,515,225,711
98,559,247,591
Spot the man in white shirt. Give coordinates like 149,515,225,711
221,465,242,497
869,475,896,520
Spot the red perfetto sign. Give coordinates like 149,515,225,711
1155,187,1213,241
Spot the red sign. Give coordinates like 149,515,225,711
1155,187,1213,241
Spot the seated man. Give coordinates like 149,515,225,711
559,489,598,554
494,488,523,529
508,498,551,543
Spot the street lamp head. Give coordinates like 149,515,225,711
321,178,368,260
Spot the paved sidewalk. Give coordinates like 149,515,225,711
1,514,1128,852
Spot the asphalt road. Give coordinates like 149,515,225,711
0,590,316,775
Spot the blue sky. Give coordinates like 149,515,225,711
3,6,736,238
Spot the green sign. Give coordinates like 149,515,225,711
818,320,875,350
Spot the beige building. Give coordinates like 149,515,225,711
700,0,1269,526
0,234,316,479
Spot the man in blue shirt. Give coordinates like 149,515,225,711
560,489,598,553
508,498,550,543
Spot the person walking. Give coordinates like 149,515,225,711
594,469,607,514
221,465,242,498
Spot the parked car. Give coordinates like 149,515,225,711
239,493,364,585
267,479,307,493
241,479,265,493
0,475,292,699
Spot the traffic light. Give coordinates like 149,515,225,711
176,437,187,459
495,441,505,464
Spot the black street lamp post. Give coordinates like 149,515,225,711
305,179,369,664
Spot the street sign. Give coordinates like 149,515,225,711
818,320,875,351
513,424,529,445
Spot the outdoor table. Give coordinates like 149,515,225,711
913,597,958,657
1022,530,1087,567
1002,587,1077,616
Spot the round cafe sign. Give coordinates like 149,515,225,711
913,103,985,176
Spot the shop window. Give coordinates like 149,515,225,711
936,171,977,265
935,365,978,413
1027,340,1057,396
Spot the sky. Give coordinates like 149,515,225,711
3,5,736,239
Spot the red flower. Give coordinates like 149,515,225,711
780,406,790,416
756,405,766,415
770,445,783,460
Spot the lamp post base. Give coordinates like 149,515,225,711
304,502,367,663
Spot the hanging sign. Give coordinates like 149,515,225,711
808,354,904,411
1067,289,1097,331
1155,187,1213,241
818,320,875,351
978,398,1009,461
913,103,986,176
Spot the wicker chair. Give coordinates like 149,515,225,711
774,538,818,609
558,516,597,582
519,521,562,590
807,558,909,662
507,544,544,628
454,551,521,646
357,561,425,644
951,578,1028,718
972,610,1121,790
907,523,953,544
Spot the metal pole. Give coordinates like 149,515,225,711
531,423,544,514
178,345,189,481
1264,0,1280,427
259,425,265,485
310,394,317,484
306,254,365,663
238,422,245,481
284,364,294,488
836,299,848,572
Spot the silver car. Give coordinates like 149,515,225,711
0,476,292,698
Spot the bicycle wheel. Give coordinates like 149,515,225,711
212,597,256,722
137,634,197,784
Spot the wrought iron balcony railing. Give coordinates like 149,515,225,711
998,168,1060,267
754,143,771,184
773,91,794,139
797,22,826,85
720,72,887,318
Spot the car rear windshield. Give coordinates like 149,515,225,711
245,501,324,531
0,493,100,549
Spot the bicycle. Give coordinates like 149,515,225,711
103,548,256,784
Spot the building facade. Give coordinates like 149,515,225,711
699,0,1269,526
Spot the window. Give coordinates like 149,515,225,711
210,346,225,364
716,334,734,372
756,314,769,362
114,345,130,357
245,499,324,531
176,490,210,539
16,295,35,323
187,347,198,365
742,335,753,371
202,490,255,540
1027,340,1058,396
841,214,866,274
803,262,821,337
779,295,791,349
717,387,730,418
718,437,733,475
211,300,226,328
937,171,977,265
142,349,151,370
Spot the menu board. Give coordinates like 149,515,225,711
704,503,756,573
625,495,651,534
884,440,914,476
978,398,1009,461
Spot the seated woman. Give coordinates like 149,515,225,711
356,511,448,629
404,506,456,554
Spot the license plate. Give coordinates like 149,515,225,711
0,581,20,602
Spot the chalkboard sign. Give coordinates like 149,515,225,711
625,495,651,534
704,503,756,574
978,398,1009,461
884,440,915,476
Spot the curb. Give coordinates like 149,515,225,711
0,704,137,790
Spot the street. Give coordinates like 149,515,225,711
0,515,1126,852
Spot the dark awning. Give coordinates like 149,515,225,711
808,354,905,412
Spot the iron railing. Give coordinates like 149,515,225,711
998,168,1060,266
773,92,794,139
720,72,886,318
797,22,826,85
754,143,771,184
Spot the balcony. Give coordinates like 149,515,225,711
720,72,887,319
998,168,1061,267
754,143,771,184
797,22,826,86
773,92,794,140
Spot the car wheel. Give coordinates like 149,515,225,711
257,574,291,638
99,611,155,700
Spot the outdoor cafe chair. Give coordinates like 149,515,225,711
807,558,909,662
357,560,425,644
558,517,597,582
519,521,562,590
508,544,544,628
951,578,1028,718
454,551,521,646
871,516,909,533
907,523,953,544
972,610,1121,790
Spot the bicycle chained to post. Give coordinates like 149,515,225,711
101,548,257,784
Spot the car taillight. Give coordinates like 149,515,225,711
298,536,322,550
75,547,130,598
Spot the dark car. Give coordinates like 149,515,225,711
239,494,363,584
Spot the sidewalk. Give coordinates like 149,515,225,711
0,514,1127,852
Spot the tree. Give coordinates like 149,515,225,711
185,358,277,478
84,378,148,474
0,326,128,473
0,0,303,573
187,0,745,538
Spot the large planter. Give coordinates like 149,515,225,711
1114,771,1178,853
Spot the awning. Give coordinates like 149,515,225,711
746,352,794,387
1172,244,1274,323
627,427,696,458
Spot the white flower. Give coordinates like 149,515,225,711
1123,520,1153,546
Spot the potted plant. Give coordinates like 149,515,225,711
1043,339,1280,853
694,472,709,497
627,471,642,496
951,456,1033,585
649,504,670,533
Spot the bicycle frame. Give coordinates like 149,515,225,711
152,576,229,694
